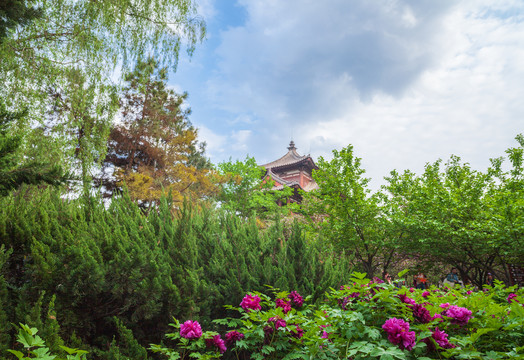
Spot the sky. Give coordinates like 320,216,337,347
171,0,524,189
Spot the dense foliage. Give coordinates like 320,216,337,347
0,0,205,194
0,100,68,195
97,58,215,207
11,274,522,359
153,273,524,360
1,3,523,359
384,135,524,286
217,156,299,218
0,188,351,359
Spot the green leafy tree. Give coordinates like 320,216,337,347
486,134,524,274
217,156,298,218
0,0,41,41
0,0,206,193
305,145,401,278
0,100,68,196
385,156,500,286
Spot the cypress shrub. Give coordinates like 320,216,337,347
0,187,351,358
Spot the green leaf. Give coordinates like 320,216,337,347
261,345,275,355
20,324,38,336
7,350,24,359
397,269,409,278
168,353,181,360
59,345,88,356
282,352,306,360
31,347,56,360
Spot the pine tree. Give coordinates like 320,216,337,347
98,58,217,209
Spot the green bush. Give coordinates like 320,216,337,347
154,274,524,360
0,188,350,358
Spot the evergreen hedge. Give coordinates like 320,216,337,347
0,187,351,359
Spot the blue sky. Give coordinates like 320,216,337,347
171,0,524,189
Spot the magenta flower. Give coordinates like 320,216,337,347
269,316,287,330
179,320,202,339
412,303,431,324
443,305,472,325
276,298,292,313
224,331,244,346
240,294,261,312
423,327,454,351
421,291,430,298
507,293,519,303
398,293,416,305
432,327,455,349
205,335,227,353
439,302,450,309
288,291,304,308
466,290,473,295
321,330,330,339
290,325,304,339
263,325,274,336
382,318,416,350
431,313,443,321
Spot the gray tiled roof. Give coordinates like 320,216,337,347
261,141,315,170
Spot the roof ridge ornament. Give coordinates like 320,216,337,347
287,140,296,151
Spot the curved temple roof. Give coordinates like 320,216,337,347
260,141,319,195
261,141,314,170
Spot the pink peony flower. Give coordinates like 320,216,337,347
205,335,227,353
240,294,261,312
398,293,416,305
382,318,416,350
423,327,455,351
269,316,287,330
180,320,202,339
224,331,244,346
412,303,431,324
288,291,304,308
431,313,443,321
432,327,455,349
276,298,292,313
443,305,472,325
290,325,304,339
263,325,274,336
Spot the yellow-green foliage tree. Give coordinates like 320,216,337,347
0,0,205,195
100,58,217,209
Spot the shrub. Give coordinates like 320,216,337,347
153,273,524,359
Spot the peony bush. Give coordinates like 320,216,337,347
151,272,524,360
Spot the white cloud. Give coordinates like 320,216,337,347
196,124,227,155
230,129,252,152
187,0,524,188
196,0,217,21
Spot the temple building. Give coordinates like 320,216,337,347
260,141,318,203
